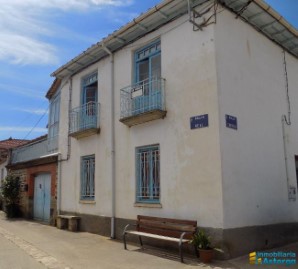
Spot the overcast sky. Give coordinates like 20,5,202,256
0,0,297,141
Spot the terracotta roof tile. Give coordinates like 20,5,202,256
0,138,29,150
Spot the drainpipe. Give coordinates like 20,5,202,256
281,116,290,199
102,45,116,239
57,153,62,215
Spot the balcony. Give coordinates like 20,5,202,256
120,77,166,127
69,102,100,139
11,138,49,164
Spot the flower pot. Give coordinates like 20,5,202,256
199,248,213,263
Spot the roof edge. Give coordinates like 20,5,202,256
253,0,298,37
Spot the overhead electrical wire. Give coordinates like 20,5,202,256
23,106,49,140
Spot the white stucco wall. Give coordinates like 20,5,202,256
215,8,298,229
59,57,113,217
58,11,224,228
114,15,223,228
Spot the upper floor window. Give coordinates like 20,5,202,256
136,145,160,203
135,40,161,85
82,73,98,106
48,91,60,151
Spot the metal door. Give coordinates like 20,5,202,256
33,173,51,222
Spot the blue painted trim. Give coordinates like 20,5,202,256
134,39,161,83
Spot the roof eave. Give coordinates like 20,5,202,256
52,0,298,79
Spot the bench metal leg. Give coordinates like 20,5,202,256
194,245,199,257
123,233,127,250
179,241,184,263
139,236,143,248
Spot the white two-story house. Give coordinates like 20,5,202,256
49,0,298,258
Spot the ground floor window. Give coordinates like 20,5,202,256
81,155,95,200
136,145,160,203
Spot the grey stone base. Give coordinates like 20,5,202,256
59,212,298,260
221,223,298,259
60,211,111,237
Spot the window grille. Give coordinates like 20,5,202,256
81,155,95,200
136,145,160,203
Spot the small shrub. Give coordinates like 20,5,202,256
1,175,21,218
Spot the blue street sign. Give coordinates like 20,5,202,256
190,114,208,129
226,115,237,130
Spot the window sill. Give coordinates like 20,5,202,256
134,203,162,208
79,200,96,204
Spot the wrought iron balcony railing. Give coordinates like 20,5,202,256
120,77,166,126
69,102,100,138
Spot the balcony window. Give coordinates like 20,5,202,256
69,73,100,139
120,40,166,126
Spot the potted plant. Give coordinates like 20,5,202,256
190,229,213,263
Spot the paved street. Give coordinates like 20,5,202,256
0,211,298,269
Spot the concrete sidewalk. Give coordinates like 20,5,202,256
0,212,297,269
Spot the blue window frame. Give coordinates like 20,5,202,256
136,145,160,203
82,72,98,105
79,73,98,130
133,40,161,114
81,155,95,200
135,39,161,85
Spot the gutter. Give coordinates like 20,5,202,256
252,0,298,37
51,0,181,78
102,45,116,239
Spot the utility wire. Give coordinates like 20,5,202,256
23,107,49,140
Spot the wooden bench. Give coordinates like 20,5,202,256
56,215,80,232
123,215,197,263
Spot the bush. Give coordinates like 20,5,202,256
1,175,21,218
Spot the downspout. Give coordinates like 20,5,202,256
57,76,72,215
281,116,290,196
281,50,293,201
57,153,62,215
102,45,116,239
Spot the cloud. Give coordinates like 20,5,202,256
0,34,58,65
13,108,49,115
0,0,133,65
0,0,133,10
0,127,47,133
0,83,45,99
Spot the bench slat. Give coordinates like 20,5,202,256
138,227,193,239
137,215,197,226
57,215,80,219
138,219,196,233
126,231,190,243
